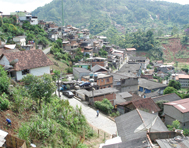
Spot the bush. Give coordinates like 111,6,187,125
95,99,114,114
0,93,10,110
183,128,189,136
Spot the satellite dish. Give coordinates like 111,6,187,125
10,59,18,65
134,116,158,133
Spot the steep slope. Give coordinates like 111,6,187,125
160,38,189,62
32,0,189,34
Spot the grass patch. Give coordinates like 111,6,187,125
47,54,68,72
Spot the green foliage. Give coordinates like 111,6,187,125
74,48,84,63
99,48,108,58
10,86,34,113
0,66,10,94
95,98,114,114
168,80,181,90
0,93,9,110
163,87,176,95
32,0,189,34
22,74,56,107
110,111,120,117
183,129,189,136
88,18,110,35
66,67,73,74
167,120,181,131
156,100,168,116
19,97,93,147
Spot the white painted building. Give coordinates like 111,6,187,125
30,16,38,25
0,49,53,81
13,36,26,46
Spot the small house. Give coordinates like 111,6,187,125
13,36,26,46
73,67,91,80
0,49,53,81
164,98,189,129
138,78,167,95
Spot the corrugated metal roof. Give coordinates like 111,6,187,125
164,98,189,113
156,137,189,148
152,93,181,103
115,109,168,143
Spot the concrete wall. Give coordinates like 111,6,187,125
0,56,9,65
30,66,50,76
164,105,184,126
120,85,138,93
30,18,38,25
16,66,50,81
73,68,90,80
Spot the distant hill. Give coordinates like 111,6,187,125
32,0,189,34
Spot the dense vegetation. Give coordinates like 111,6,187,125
33,0,189,34
0,68,93,147
0,16,49,49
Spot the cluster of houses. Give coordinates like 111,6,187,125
1,11,189,148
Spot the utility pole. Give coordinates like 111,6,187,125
62,0,64,26
61,0,64,39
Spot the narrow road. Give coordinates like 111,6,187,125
60,95,117,135
43,46,51,54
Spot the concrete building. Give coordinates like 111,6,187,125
81,73,113,89
138,78,167,95
73,67,91,80
111,73,138,93
118,63,142,77
173,74,189,88
0,50,53,81
164,98,189,129
13,36,26,46
73,62,91,70
128,56,149,69
91,64,109,74
86,57,108,67
76,88,118,105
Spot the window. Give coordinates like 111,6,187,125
101,79,104,82
22,69,29,75
106,78,109,82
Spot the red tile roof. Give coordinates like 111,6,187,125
132,98,160,113
164,98,189,113
117,97,160,113
1,49,54,71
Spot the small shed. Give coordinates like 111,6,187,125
73,67,91,80
0,129,27,148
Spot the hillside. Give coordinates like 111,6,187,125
32,0,189,34
160,38,189,63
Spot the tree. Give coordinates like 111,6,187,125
22,74,56,108
163,87,176,95
0,66,10,94
156,100,168,116
167,120,180,131
168,80,181,90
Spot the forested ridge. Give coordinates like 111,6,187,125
32,0,189,34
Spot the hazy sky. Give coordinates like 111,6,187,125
0,0,189,14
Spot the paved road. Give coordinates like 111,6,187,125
60,95,117,135
43,46,51,54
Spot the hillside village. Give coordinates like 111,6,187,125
1,11,189,148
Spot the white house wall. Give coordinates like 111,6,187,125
16,66,50,81
30,66,50,76
0,56,9,65
16,71,22,81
